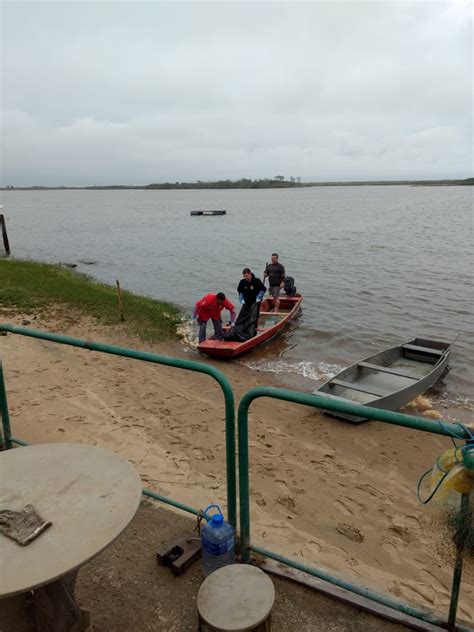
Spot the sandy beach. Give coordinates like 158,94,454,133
1,310,472,622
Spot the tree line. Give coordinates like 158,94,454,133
2,177,472,190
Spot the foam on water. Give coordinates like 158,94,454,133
240,358,342,383
437,394,474,412
176,317,199,349
240,358,474,414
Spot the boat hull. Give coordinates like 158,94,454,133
198,294,303,358
313,337,454,423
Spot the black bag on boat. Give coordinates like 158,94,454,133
223,303,259,342
284,276,297,296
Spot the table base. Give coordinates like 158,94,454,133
0,571,90,632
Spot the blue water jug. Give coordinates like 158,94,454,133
201,504,235,577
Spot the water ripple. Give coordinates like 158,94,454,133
3,185,472,404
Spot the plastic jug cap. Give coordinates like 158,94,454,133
211,514,224,526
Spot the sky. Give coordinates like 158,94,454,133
1,1,472,186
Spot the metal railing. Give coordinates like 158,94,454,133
2,324,473,630
238,386,473,632
0,324,236,527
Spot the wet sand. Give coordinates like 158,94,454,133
1,311,472,622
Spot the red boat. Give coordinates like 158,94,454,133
197,294,303,358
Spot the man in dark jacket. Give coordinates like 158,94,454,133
224,268,266,342
264,253,285,312
237,268,266,307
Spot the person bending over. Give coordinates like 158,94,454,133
193,292,236,343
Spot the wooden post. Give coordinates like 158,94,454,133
0,214,11,256
116,280,125,322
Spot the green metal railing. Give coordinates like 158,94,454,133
2,324,473,630
0,362,13,449
0,324,236,528
238,386,473,632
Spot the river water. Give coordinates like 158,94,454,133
1,186,472,415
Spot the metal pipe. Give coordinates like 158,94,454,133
11,437,30,446
240,386,471,439
448,492,472,631
237,385,472,627
0,362,12,450
250,545,472,631
0,324,237,528
142,487,200,517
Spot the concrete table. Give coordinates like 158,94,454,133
0,443,142,631
197,564,275,632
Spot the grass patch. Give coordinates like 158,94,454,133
0,258,182,342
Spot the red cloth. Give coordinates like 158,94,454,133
194,293,235,322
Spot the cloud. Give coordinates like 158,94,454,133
1,1,472,185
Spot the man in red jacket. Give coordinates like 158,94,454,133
193,292,236,343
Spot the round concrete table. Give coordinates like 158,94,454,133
0,443,142,631
197,564,275,631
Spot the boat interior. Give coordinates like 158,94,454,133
317,337,450,404
257,295,301,332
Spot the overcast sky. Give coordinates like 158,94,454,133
1,1,472,186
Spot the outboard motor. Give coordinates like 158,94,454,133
284,276,297,296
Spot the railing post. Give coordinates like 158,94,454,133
0,362,12,450
448,491,472,631
222,382,236,529
238,393,251,562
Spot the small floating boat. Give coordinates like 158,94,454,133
190,210,227,216
313,337,454,423
198,294,303,358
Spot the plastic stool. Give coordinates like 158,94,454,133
197,564,275,632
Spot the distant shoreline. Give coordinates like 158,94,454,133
1,177,472,191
